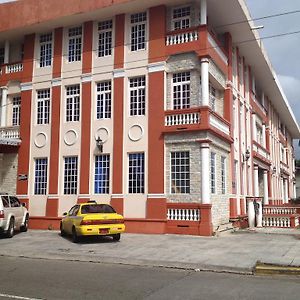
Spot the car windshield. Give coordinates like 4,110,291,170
81,204,116,214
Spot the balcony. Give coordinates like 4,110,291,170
0,62,24,82
166,28,199,46
0,126,21,147
253,141,270,164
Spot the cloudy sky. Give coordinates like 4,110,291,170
246,0,300,158
0,0,299,157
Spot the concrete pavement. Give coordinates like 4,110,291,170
1,228,300,275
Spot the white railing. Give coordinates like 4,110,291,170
209,114,230,135
166,30,199,46
0,127,20,139
263,207,297,215
165,112,200,126
263,216,291,228
253,143,270,160
5,63,23,74
167,208,200,221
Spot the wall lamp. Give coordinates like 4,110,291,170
272,166,276,174
243,149,251,162
96,136,103,153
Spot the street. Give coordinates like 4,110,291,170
1,256,300,300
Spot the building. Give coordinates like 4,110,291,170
296,165,300,198
0,0,299,236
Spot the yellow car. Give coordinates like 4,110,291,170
60,201,125,243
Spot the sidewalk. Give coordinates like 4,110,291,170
1,228,300,275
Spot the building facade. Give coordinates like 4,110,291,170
0,0,299,235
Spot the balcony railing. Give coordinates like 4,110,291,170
166,28,199,46
253,141,270,161
165,111,200,126
0,126,21,146
0,62,23,75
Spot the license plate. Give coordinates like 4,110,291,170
99,228,109,234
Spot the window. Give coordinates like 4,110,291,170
128,153,144,193
209,85,217,111
221,156,226,194
172,6,190,30
39,33,52,67
173,72,190,110
96,81,111,119
256,123,263,144
68,26,82,62
66,85,80,122
34,158,48,195
171,151,190,194
12,96,21,126
64,156,78,195
37,89,50,125
10,197,21,207
2,196,9,208
129,76,145,116
130,12,147,51
81,204,115,214
0,47,4,65
210,152,216,194
98,20,113,57
94,155,110,194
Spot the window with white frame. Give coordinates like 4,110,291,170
68,26,82,62
96,81,111,119
130,12,147,51
210,152,216,194
37,89,50,125
221,156,226,194
98,20,113,57
0,47,4,65
173,72,190,110
129,76,145,116
34,158,48,195
39,33,52,67
172,6,190,30
256,122,263,144
128,153,144,194
64,156,78,195
66,85,80,122
209,85,217,111
94,155,110,194
12,96,21,126
171,151,190,194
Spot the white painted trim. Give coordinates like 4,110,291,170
47,195,59,199
78,194,90,198
81,74,92,83
51,78,62,87
209,114,230,135
208,33,228,65
147,194,166,198
148,62,165,73
20,83,32,91
113,69,125,78
111,194,124,198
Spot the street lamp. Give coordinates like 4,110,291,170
96,136,103,153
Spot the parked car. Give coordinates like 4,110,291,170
60,201,125,243
0,194,29,238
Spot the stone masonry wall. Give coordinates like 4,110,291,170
0,153,18,195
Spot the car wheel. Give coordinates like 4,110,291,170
60,223,66,237
20,214,29,232
113,233,121,241
72,227,79,243
6,218,15,238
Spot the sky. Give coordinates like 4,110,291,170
0,0,299,157
245,0,300,159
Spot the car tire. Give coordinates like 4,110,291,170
20,214,29,232
60,223,66,237
72,227,79,243
6,218,14,238
113,233,121,241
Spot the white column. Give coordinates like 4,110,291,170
4,40,9,64
252,114,257,142
263,170,269,205
253,166,259,197
201,58,209,106
284,179,289,203
262,124,266,148
281,177,284,203
248,200,255,228
0,87,7,127
200,0,207,25
201,143,210,204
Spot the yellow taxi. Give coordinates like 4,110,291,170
60,201,125,243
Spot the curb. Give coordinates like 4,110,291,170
255,262,300,276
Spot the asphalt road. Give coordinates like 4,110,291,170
1,257,300,300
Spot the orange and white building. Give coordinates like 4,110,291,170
0,0,299,236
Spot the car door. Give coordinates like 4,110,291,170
64,205,80,233
1,196,10,229
9,196,23,228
